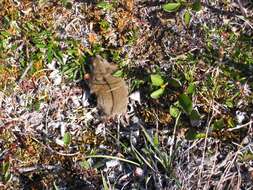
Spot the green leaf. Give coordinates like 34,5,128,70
179,93,193,114
63,132,71,146
111,50,120,61
112,69,123,77
194,133,206,139
192,0,201,12
189,109,201,127
150,88,164,99
242,153,253,161
4,172,12,183
186,83,196,95
61,0,72,9
186,129,205,140
228,117,235,128
0,31,11,38
151,74,164,86
36,43,47,49
162,2,181,12
3,16,10,28
53,181,60,190
189,109,201,121
97,1,113,10
168,78,181,88
47,47,53,63
153,132,159,147
92,44,103,54
169,105,180,118
33,100,40,111
2,161,10,174
99,19,110,30
212,119,224,131
225,99,234,108
183,10,191,27
131,79,144,91
101,173,109,190
80,160,90,169
53,49,63,64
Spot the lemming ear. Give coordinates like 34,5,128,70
107,64,118,73
93,55,119,74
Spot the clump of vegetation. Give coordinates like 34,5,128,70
1,0,253,189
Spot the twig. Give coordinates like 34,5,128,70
169,112,181,159
236,0,247,17
217,151,239,189
17,61,33,84
206,146,219,188
18,164,60,173
17,44,33,84
53,150,80,157
117,115,121,148
235,15,253,30
228,120,253,131
216,120,253,189
31,137,80,157
197,100,214,188
236,163,242,189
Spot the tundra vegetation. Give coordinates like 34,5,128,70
0,0,253,189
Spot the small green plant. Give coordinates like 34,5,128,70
169,82,201,128
178,93,193,114
162,2,181,12
162,0,201,12
150,74,167,99
162,0,201,27
96,1,113,11
101,172,110,190
130,125,173,176
60,0,72,9
99,19,110,31
1,160,12,184
63,132,72,147
169,105,181,118
211,118,225,131
1,17,86,83
183,9,191,27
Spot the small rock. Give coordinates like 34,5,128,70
49,70,62,86
95,123,105,135
0,91,4,107
129,91,141,104
236,111,246,124
70,96,81,108
82,91,90,107
55,138,65,147
105,160,121,169
134,167,144,177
